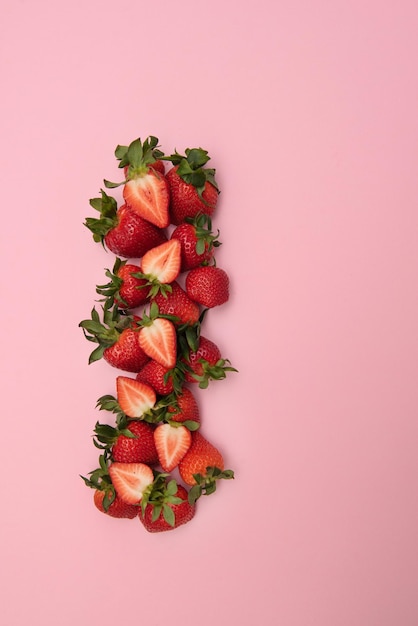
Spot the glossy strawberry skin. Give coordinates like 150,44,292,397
154,281,200,325
186,266,229,308
93,490,138,519
104,204,167,258
166,166,218,225
103,327,149,373
171,222,214,271
184,336,221,383
138,484,196,533
112,421,158,465
178,432,224,486
115,263,150,309
167,387,200,424
136,360,174,395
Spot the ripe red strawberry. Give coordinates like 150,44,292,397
105,137,170,228
164,148,219,224
81,453,139,519
178,431,234,502
93,419,159,465
137,303,177,369
108,462,154,504
96,258,150,310
79,305,149,373
186,266,229,308
139,476,195,533
136,360,175,395
140,239,181,297
154,281,200,325
154,423,192,471
116,376,156,418
183,335,237,388
171,214,221,271
93,489,139,519
85,190,167,258
166,387,200,424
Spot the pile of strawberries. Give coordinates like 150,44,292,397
80,136,236,532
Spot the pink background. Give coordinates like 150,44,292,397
2,1,417,624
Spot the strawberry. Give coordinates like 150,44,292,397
116,376,156,418
178,431,234,502
139,476,195,533
81,454,138,519
85,190,167,258
108,462,154,504
154,423,192,472
138,239,181,297
136,360,176,395
93,419,159,465
166,387,200,425
96,258,150,310
105,137,170,228
137,303,177,369
79,305,149,373
183,335,237,388
163,148,219,224
186,266,229,308
93,489,139,519
171,214,221,271
154,281,200,325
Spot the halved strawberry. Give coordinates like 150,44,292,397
141,239,181,284
108,462,154,505
116,376,156,418
154,423,192,472
105,137,170,228
138,317,177,369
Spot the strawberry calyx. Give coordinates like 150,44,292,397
163,148,220,201
104,136,165,188
188,467,235,504
140,474,189,528
189,358,238,390
185,213,221,257
84,189,119,245
79,303,134,364
80,453,116,512
93,420,138,452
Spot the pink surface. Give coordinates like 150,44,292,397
2,1,418,624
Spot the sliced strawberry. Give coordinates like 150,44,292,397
116,376,156,418
154,424,192,472
141,239,181,284
108,462,154,504
138,318,177,369
123,171,170,228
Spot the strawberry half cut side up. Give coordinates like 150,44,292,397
104,136,170,228
139,475,196,533
108,462,154,505
137,302,177,369
133,239,181,299
154,423,192,472
116,376,157,419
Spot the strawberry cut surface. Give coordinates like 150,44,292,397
138,318,177,369
154,424,192,472
108,462,154,504
141,239,181,284
116,376,157,418
123,171,170,228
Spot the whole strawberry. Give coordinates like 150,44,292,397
164,148,219,224
178,431,234,503
79,304,149,373
85,190,167,258
186,266,229,308
154,281,200,325
96,258,150,310
183,335,237,388
139,475,196,533
93,420,159,465
93,490,139,519
136,360,176,395
171,214,221,271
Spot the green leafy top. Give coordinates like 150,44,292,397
188,467,235,505
140,474,190,527
78,303,134,364
84,189,119,244
163,147,220,201
80,454,116,512
104,136,164,188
